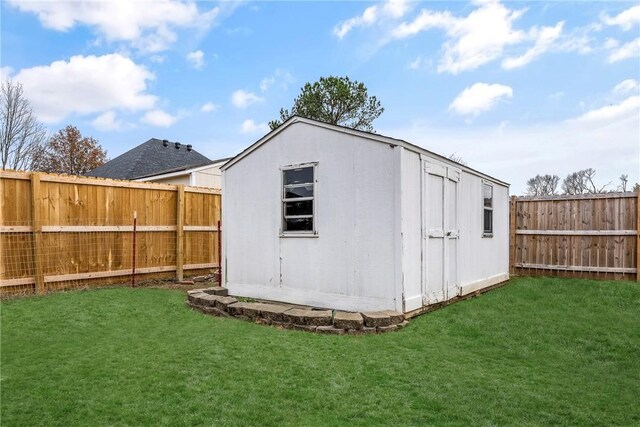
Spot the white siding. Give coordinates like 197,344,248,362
400,149,423,312
456,172,510,293
145,174,190,186
192,166,222,188
223,122,398,311
223,118,510,314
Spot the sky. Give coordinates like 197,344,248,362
1,0,639,194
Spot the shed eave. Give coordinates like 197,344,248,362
221,116,510,187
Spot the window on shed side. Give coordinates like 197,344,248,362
282,166,314,233
483,183,493,236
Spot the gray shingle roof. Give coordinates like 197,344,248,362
86,138,212,180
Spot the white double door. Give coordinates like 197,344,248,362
423,160,460,305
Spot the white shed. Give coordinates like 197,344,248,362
221,116,509,314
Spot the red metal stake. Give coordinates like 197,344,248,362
131,211,137,287
217,219,222,286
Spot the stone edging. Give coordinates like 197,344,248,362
186,287,409,334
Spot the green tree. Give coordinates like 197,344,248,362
269,76,384,132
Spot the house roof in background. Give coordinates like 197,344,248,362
133,157,232,180
86,138,212,180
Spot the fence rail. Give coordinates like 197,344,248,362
1,170,221,296
509,192,639,281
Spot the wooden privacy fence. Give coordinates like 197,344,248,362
510,192,639,281
0,170,221,296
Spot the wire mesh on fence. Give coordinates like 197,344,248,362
1,217,220,298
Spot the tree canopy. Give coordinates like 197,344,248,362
33,125,107,175
269,76,384,132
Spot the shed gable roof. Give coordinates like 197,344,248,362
221,116,509,186
86,138,212,180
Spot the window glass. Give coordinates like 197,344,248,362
284,185,313,199
283,165,314,233
284,218,313,231
483,183,493,235
284,200,313,216
484,210,493,234
283,168,313,185
483,184,493,208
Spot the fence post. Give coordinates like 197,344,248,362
30,172,45,295
509,195,517,276
637,192,639,282
217,220,222,286
131,211,137,287
176,184,184,282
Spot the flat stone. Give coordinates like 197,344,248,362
362,311,392,327
259,304,292,322
192,275,209,282
377,324,398,333
272,321,294,330
214,296,238,311
203,287,228,296
187,289,208,296
195,294,220,307
382,310,405,325
284,308,333,326
396,320,410,330
293,324,318,332
227,302,252,316
241,303,276,319
362,326,377,334
345,329,363,335
316,326,346,335
179,280,195,285
333,311,363,330
187,291,208,303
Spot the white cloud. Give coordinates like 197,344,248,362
186,50,204,69
334,0,410,39
240,119,269,135
91,111,124,131
608,38,640,63
392,1,528,74
259,69,295,92
141,109,178,127
8,0,221,53
1,66,13,80
149,54,167,64
570,95,640,124
601,5,640,31
613,79,639,96
13,53,157,123
200,102,219,113
449,83,513,116
502,22,564,69
380,112,639,196
231,89,264,108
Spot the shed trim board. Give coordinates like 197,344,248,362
221,116,509,188
223,118,510,313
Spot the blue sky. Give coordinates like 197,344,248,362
1,0,639,194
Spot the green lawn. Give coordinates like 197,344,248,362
2,277,639,426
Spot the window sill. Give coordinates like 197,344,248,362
280,233,319,238
482,233,493,238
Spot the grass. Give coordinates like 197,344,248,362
2,277,639,426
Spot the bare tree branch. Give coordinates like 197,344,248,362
0,80,47,170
